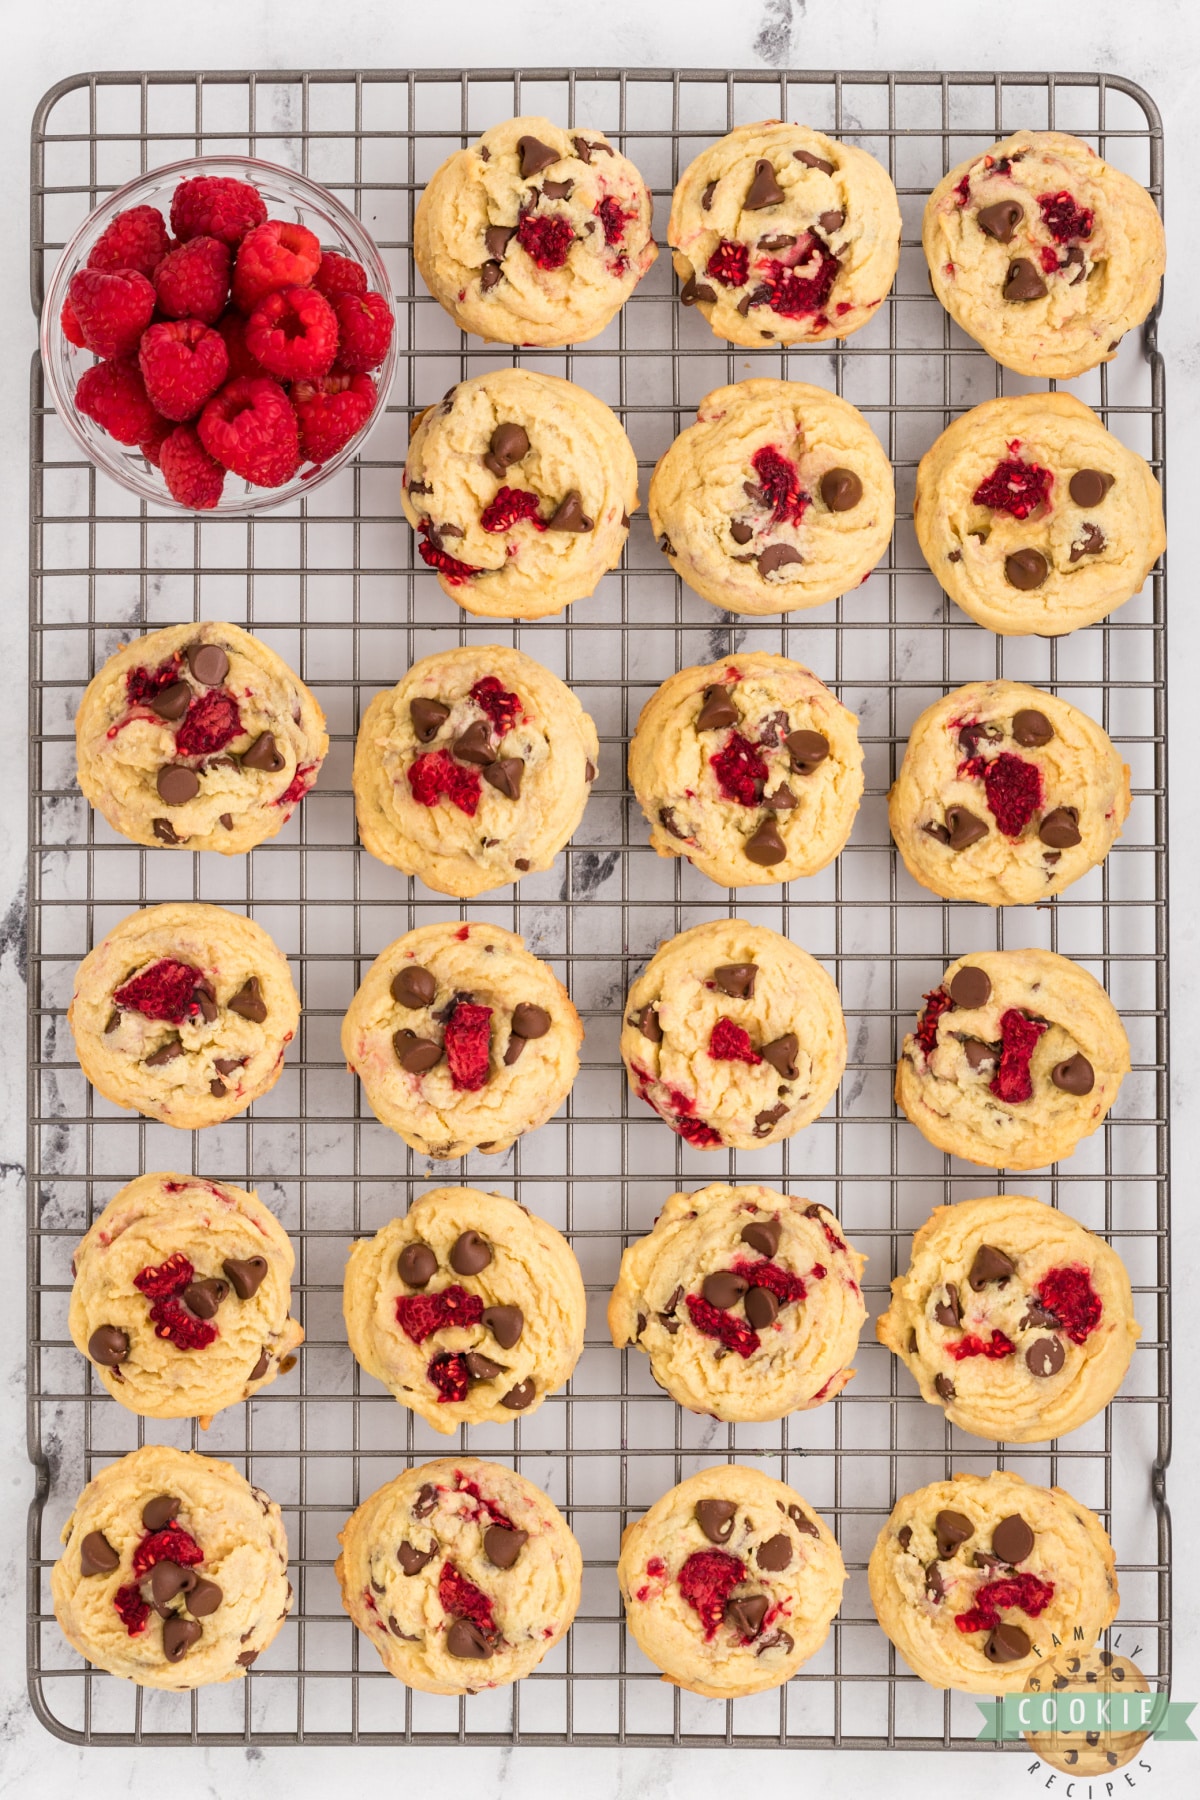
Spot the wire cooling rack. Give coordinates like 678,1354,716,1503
26,67,1168,1749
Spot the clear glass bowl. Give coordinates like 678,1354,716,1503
40,154,398,516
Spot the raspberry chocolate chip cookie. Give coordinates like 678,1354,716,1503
923,131,1165,379
336,1456,582,1694
649,380,893,617
914,394,1165,636
343,1187,585,1431
402,368,638,618
669,121,901,349
70,1172,303,1423
413,116,657,348
68,902,300,1130
618,1466,846,1699
629,652,863,885
877,1194,1139,1442
341,920,582,1160
868,1470,1118,1693
52,1444,292,1688
889,679,1131,905
74,621,328,852
354,643,598,897
620,919,846,1152
608,1183,866,1421
895,949,1130,1170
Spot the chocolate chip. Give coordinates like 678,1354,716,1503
991,1514,1034,1565
758,232,796,251
634,1313,647,1339
584,759,596,782
162,1615,203,1662
193,982,217,1023
218,813,234,830
744,818,786,864
242,733,285,772
744,158,786,209
481,1304,523,1348
744,1286,778,1329
393,1028,442,1072
757,542,802,577
483,757,523,800
935,1510,974,1559
572,136,612,163
1069,522,1106,562
223,1256,268,1299
702,1271,748,1311
484,421,530,479
542,177,574,200
479,261,502,290
968,1245,1015,1290
976,200,1024,243
413,1484,438,1519
517,134,559,178
933,1283,962,1329
699,177,718,211
485,226,516,260
943,805,989,850
713,962,757,999
762,783,797,811
484,1525,528,1569
788,1506,818,1537
237,1647,259,1666
753,1104,788,1136
820,467,862,512
398,1243,438,1288
503,1030,526,1067
696,684,739,731
658,806,688,840
449,1230,492,1276
105,1009,121,1034
1012,709,1053,747
499,1378,535,1410
397,1540,437,1576
897,1526,913,1551
1039,807,1081,848
151,681,191,721
785,729,829,773
465,1351,502,1380
949,966,991,1009
248,1348,270,1380
79,1530,119,1575
755,1533,793,1572
986,1623,1031,1664
454,720,496,766
730,519,753,544
144,1038,182,1066
228,977,266,1022
187,643,229,686
695,1499,738,1544
511,1002,550,1039
756,1628,794,1656
156,765,199,806
794,148,834,175
1052,1053,1095,1095
1003,258,1048,302
633,1004,662,1043
545,490,593,532
182,1278,227,1320
392,966,437,1010
407,478,433,495
740,1218,780,1258
818,209,845,233
187,1576,223,1617
142,1494,178,1531
447,1616,493,1659
1069,469,1114,507
153,818,184,844
760,1034,799,1079
680,273,718,306
725,1594,769,1639
934,1373,956,1402
924,1562,945,1602
514,858,531,871
1026,1335,1066,1378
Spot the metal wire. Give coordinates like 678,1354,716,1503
26,67,1168,1749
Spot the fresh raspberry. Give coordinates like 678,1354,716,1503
114,962,202,1025
438,1563,496,1633
75,357,161,446
971,458,1053,518
246,284,339,380
990,1009,1047,1105
330,289,395,372
292,371,376,463
685,1293,760,1358
1038,191,1094,243
1034,1265,1103,1344
113,1586,150,1635
760,244,840,318
198,377,300,487
171,175,267,248
148,1296,219,1350
706,240,749,287
417,520,482,584
480,485,545,533
469,676,523,735
729,1259,808,1307
312,250,368,300
66,266,156,359
407,749,482,816
139,413,174,467
708,1018,762,1064
710,732,768,806
955,1574,1055,1635
61,295,88,348
138,319,230,422
915,986,954,1055
427,1352,471,1403
215,310,268,380
88,205,172,279
514,211,574,271
960,751,1043,838
126,657,182,707
394,1284,485,1345
232,219,321,312
677,1550,746,1639
750,445,808,525
596,196,634,246
175,687,242,755
160,424,225,509
132,1524,204,1578
152,235,231,324
444,1001,493,1092
133,1251,195,1298
946,1331,1016,1360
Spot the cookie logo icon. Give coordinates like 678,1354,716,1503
1022,1646,1152,1773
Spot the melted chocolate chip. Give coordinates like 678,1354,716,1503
145,1037,182,1066
702,1271,748,1311
726,1594,769,1639
188,1576,223,1617
79,1530,120,1575
413,1484,439,1518
484,421,530,478
1069,522,1106,562
484,1526,528,1569
744,818,786,864
730,519,753,543
1069,469,1114,508
713,962,757,999
680,272,717,306
977,199,1024,243
242,733,285,773
499,1378,535,1410
410,699,451,745
398,1243,438,1289
187,643,229,687
182,1277,227,1320
511,1002,550,1039
756,1533,793,1572
163,1616,203,1662
935,1510,973,1559
658,806,688,841
223,1256,268,1299
485,225,516,261
820,467,862,512
392,965,437,1009
695,1499,738,1544
446,1616,493,1659
228,977,266,1023
481,1304,523,1349
1025,1334,1065,1378
142,1495,179,1531
933,1283,962,1329
696,685,739,731
157,765,199,806
1003,258,1048,303
483,757,523,800
934,1372,956,1402
393,1029,442,1072
1012,709,1053,747
545,491,593,532
152,819,182,844
757,542,802,577
464,1351,502,1381
793,148,834,175
968,1245,1015,1290
986,1622,1031,1663
763,783,796,810
1052,1052,1095,1095
449,1230,492,1276
744,1286,778,1329
932,805,988,850
454,720,496,766
740,1218,781,1258
633,1004,662,1043
753,1104,789,1136
151,681,191,721
1039,807,1081,848
949,966,991,1009
398,1540,437,1576
991,1514,1034,1565
760,1034,799,1080
785,730,829,773
516,135,559,178
248,1348,270,1380
744,159,786,210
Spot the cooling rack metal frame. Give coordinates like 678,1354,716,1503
26,66,1170,1750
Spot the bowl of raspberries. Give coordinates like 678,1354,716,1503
41,156,398,513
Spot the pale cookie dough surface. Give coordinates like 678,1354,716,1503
341,920,582,1160
629,652,863,886
608,1183,866,1421
52,1445,291,1689
889,679,1131,905
621,919,846,1152
354,642,598,897
913,393,1165,636
1023,1648,1152,1774
336,1456,582,1694
70,1172,303,1422
68,903,300,1130
895,949,1130,1171
669,121,901,348
924,130,1165,379
403,369,637,618
344,1187,585,1432
877,1194,1139,1442
868,1470,1118,1694
618,1466,846,1699
413,115,657,348
75,620,328,853
649,380,894,616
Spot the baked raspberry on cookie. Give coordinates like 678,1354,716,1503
868,1470,1117,1692
75,620,328,852
336,1457,582,1694
414,116,657,347
608,1183,866,1421
618,1466,846,1699
629,652,863,885
620,919,846,1152
341,920,582,1160
889,679,1131,905
895,950,1130,1170
878,1194,1139,1442
923,131,1165,379
649,380,893,616
343,1187,585,1430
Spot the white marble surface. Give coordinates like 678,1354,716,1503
2,1,1198,1793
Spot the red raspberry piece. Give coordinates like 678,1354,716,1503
709,731,768,806
514,210,575,271
113,1585,150,1635
394,1284,486,1345
273,762,318,809
1040,246,1062,274
915,986,954,1055
708,1018,762,1064
126,657,182,707
76,357,162,447
706,240,750,287
331,289,395,373
946,1330,1016,1361
133,1251,194,1298
676,1115,722,1147
61,296,88,348
469,676,523,735
175,688,242,756
407,749,482,816
114,962,202,1026
1034,1265,1103,1344
729,1258,808,1307
313,251,368,300
596,196,633,246
246,284,339,381
292,371,376,463
88,205,172,280
171,175,267,248
427,1352,472,1404
677,1549,746,1639
132,1524,204,1578
148,1296,220,1350
438,1563,496,1633
198,377,300,487
66,267,156,360
971,458,1053,519
444,1001,493,1092
160,425,225,509
138,319,230,423
416,520,482,585
750,445,808,525
215,310,268,381
232,219,321,313
760,244,840,318
1038,191,1094,244
960,751,1044,838
152,235,231,324
685,1293,760,1358
954,174,971,205
955,1573,1055,1635
989,1008,1047,1105
480,485,545,534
